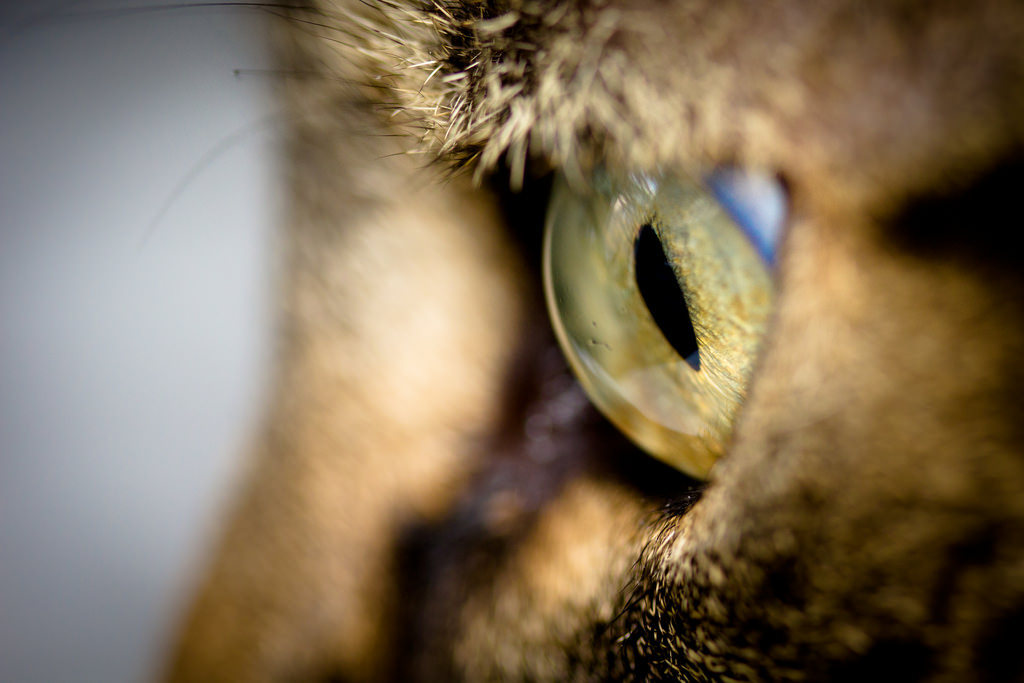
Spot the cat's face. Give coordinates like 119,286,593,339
169,1,1024,680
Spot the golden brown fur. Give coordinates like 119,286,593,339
166,1,1024,680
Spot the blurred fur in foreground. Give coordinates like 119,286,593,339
167,1,1024,681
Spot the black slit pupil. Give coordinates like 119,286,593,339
634,224,701,371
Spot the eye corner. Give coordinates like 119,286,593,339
705,167,790,267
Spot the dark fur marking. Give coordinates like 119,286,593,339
826,638,937,683
928,523,1001,627
383,171,702,680
976,605,1024,683
889,155,1024,275
391,317,700,680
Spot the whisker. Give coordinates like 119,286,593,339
139,112,283,247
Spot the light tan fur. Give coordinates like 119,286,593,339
166,1,1024,680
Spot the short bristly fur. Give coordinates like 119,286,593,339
167,0,1024,681
290,1,1023,197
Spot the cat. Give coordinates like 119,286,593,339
166,0,1024,680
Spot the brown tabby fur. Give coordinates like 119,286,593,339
165,0,1024,680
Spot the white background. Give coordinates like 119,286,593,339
0,1,278,680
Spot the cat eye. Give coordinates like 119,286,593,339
543,169,783,479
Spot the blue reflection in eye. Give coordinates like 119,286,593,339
706,169,787,266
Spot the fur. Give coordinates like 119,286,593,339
166,0,1024,680
289,0,1023,197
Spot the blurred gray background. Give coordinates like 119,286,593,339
0,1,279,680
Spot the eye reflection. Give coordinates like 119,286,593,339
542,170,778,479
